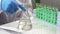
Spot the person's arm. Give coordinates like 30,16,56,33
2,0,26,14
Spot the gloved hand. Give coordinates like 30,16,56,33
2,0,26,14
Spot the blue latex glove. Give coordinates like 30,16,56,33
1,0,26,14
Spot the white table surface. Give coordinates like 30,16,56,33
0,10,60,34
0,16,57,34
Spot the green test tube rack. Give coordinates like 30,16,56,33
36,5,58,25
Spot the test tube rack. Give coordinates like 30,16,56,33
36,5,58,25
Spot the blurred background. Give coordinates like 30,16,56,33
0,0,60,34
